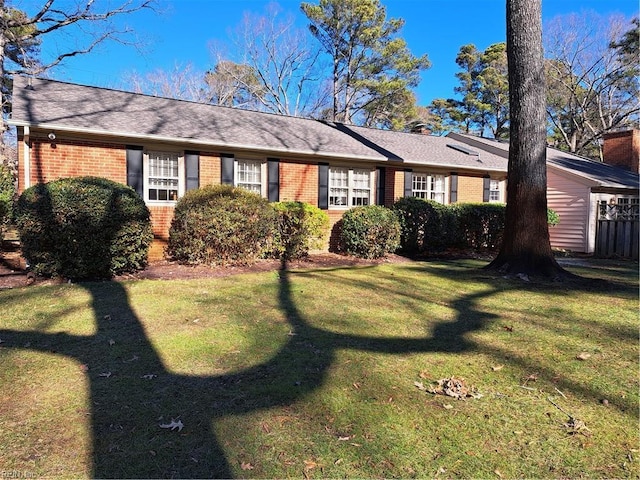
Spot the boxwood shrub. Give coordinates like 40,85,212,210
167,184,277,266
339,205,401,259
392,197,454,254
270,201,329,260
449,203,506,250
15,176,152,279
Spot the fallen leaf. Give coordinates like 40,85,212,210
103,315,111,321
503,325,513,332
304,459,318,469
443,404,454,410
98,372,112,378
240,462,254,471
494,469,503,478
491,365,504,371
414,381,426,390
108,339,115,346
352,382,361,389
338,435,352,441
159,419,184,432
141,374,157,380
576,352,592,361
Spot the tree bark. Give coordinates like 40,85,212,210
486,0,568,278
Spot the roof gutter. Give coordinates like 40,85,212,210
8,119,388,163
9,120,508,173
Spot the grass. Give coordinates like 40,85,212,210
0,258,638,478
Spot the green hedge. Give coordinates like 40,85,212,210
0,163,14,243
449,203,506,250
167,185,277,266
392,197,454,254
15,177,152,279
339,205,401,259
270,201,329,260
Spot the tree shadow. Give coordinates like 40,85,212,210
0,259,635,477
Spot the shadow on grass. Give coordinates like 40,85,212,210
0,259,636,477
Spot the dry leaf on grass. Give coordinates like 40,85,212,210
240,462,254,471
576,352,592,361
159,418,184,432
426,377,482,399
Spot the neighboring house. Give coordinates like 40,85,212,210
8,76,508,255
447,132,640,254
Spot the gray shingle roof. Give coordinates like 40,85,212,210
447,132,639,190
9,76,507,172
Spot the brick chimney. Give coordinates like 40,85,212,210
603,129,639,173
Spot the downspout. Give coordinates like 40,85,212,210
23,125,30,190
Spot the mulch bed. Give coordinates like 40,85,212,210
0,240,410,289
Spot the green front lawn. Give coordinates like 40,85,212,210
0,259,638,478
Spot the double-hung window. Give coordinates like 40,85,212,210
412,173,445,204
147,151,181,202
236,159,262,194
489,179,501,202
329,167,372,207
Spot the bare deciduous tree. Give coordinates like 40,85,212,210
544,12,639,158
208,3,328,117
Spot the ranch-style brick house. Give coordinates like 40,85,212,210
8,76,508,251
8,76,639,256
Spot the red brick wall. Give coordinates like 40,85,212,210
200,152,221,187
603,130,640,173
18,134,126,192
280,161,318,205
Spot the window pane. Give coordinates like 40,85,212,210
147,151,180,202
236,160,262,193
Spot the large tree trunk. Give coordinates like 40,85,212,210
486,0,568,279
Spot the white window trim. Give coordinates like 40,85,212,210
329,167,375,209
412,172,447,204
144,150,184,204
489,179,501,203
234,158,267,197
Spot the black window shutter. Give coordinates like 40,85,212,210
376,167,386,206
483,176,491,202
404,169,413,198
221,154,235,185
267,158,280,202
318,163,329,209
185,151,199,191
126,145,144,198
450,172,458,203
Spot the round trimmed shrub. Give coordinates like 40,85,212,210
339,205,401,259
15,176,152,279
392,197,452,254
270,201,329,260
167,184,277,265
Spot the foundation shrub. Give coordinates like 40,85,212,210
15,176,152,279
0,163,14,243
270,201,329,260
168,185,277,265
339,205,401,259
392,197,453,254
450,203,506,250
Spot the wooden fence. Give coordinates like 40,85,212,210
595,202,639,259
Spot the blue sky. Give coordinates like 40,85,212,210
43,0,638,107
